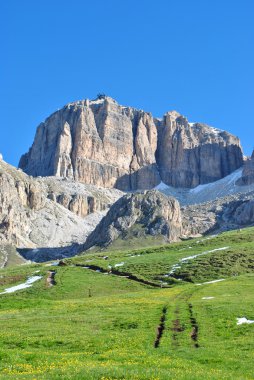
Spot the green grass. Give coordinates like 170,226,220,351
0,227,254,379
71,227,254,285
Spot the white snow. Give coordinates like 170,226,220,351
189,182,211,194
202,297,215,300
0,276,42,295
209,127,223,135
115,262,125,267
156,167,253,206
154,181,170,191
237,317,254,325
166,247,229,276
189,169,243,195
196,279,225,285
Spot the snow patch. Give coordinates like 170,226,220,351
0,276,42,295
196,279,225,285
115,262,125,267
237,317,254,325
154,181,170,191
209,127,224,135
189,169,243,194
166,247,229,277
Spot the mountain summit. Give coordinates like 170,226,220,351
19,96,243,190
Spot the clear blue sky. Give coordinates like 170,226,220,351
1,0,253,166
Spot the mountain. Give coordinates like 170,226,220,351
156,167,254,205
82,190,182,250
237,150,254,185
182,191,254,237
19,96,243,190
1,95,253,260
0,157,122,262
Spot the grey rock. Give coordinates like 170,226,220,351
182,191,254,236
156,113,243,187
82,190,182,250
238,151,254,185
0,159,122,256
19,97,243,190
157,167,254,206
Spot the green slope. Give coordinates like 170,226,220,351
0,227,254,379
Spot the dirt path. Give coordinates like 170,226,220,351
154,306,167,348
171,307,184,346
188,303,199,348
75,264,168,288
46,271,56,287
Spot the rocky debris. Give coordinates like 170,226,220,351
0,160,122,259
182,191,254,236
237,150,254,185
19,96,243,190
156,168,254,206
44,176,122,218
82,190,182,250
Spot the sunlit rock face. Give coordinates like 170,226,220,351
0,159,122,250
19,97,243,190
82,190,183,250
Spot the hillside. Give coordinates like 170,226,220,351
0,159,122,261
0,227,254,379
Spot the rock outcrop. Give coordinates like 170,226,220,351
156,113,243,187
238,151,254,185
182,191,254,236
0,159,122,257
19,96,243,190
156,167,254,206
82,190,182,250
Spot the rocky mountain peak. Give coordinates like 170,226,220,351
19,97,243,190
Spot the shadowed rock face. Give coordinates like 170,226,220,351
82,190,182,250
238,151,254,185
19,97,243,190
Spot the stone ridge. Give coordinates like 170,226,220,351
0,158,122,250
19,96,243,189
82,190,182,250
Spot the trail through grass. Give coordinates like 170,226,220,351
0,227,254,379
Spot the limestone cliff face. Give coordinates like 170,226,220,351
238,151,254,185
82,190,182,250
0,159,122,250
19,97,243,189
156,112,243,187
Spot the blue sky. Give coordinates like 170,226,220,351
1,0,253,166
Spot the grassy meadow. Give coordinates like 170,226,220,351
0,227,254,379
